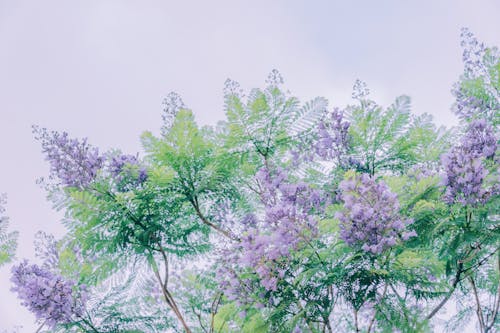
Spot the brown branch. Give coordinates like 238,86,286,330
159,246,169,289
191,199,238,241
426,262,464,320
150,252,192,333
192,307,207,333
210,292,222,333
469,276,485,332
353,308,360,333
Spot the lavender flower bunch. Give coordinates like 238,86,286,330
220,167,323,297
108,153,148,189
33,126,103,188
461,119,497,159
336,173,415,254
315,108,351,164
441,119,497,206
10,261,87,328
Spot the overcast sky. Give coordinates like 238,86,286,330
1,1,499,331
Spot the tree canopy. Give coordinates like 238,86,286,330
7,28,499,333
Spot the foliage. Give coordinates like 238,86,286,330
0,194,17,266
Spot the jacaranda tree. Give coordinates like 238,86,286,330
9,28,499,332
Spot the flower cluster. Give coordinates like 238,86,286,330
452,90,497,122
219,167,323,298
336,173,415,254
33,126,103,188
10,261,87,328
315,108,351,164
108,153,148,187
216,264,255,307
441,119,497,206
444,29,499,206
462,119,497,159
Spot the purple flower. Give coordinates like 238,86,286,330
315,108,351,164
11,261,87,328
109,154,140,176
441,149,488,206
33,126,103,188
336,173,415,254
108,153,148,189
462,119,497,159
441,119,497,206
219,167,325,297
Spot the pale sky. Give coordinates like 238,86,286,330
1,1,499,331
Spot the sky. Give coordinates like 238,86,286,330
0,0,499,331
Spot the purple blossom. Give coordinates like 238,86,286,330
336,173,415,254
109,154,140,176
441,148,489,206
33,126,103,188
219,167,324,296
315,108,351,164
461,119,497,159
108,153,148,188
11,261,87,328
216,265,254,306
441,119,497,206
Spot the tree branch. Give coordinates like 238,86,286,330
191,198,238,241
469,275,485,332
426,262,463,320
